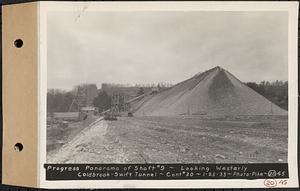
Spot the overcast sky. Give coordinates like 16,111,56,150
47,11,288,90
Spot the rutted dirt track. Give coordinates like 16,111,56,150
47,116,288,163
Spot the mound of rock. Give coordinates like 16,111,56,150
133,66,287,116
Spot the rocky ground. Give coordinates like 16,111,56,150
47,115,98,155
47,115,288,163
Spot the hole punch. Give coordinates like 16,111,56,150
14,39,23,48
14,143,23,152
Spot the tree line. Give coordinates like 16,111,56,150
47,80,288,113
245,80,288,110
47,89,76,112
102,82,173,88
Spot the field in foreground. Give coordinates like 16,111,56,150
47,116,98,155
47,115,288,163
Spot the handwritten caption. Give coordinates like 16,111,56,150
264,179,288,187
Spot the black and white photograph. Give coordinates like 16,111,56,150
1,1,298,189
46,10,289,164
36,1,298,189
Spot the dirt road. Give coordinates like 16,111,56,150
47,115,288,163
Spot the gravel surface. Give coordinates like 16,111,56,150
47,115,288,163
